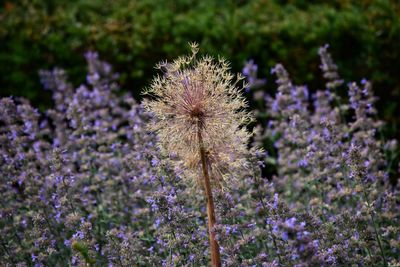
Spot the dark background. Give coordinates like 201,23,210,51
1,0,399,143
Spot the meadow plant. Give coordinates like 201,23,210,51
143,43,253,266
0,45,399,266
244,44,399,266
0,52,158,266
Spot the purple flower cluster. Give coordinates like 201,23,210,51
245,45,399,266
0,47,399,266
1,53,158,266
243,59,267,93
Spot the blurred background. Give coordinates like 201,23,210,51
1,0,399,141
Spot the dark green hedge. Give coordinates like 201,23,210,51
1,0,399,138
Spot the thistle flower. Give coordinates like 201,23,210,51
143,43,253,267
143,43,252,187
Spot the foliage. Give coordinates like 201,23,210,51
1,0,400,142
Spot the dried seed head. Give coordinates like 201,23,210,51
143,43,253,186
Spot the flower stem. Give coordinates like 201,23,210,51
197,121,221,267
251,164,282,265
361,187,387,267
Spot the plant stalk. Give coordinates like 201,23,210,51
361,187,387,267
197,121,221,267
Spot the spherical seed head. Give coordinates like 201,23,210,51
143,43,253,186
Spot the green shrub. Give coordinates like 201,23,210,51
1,0,399,139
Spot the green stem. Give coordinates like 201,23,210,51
361,187,387,267
252,165,282,265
